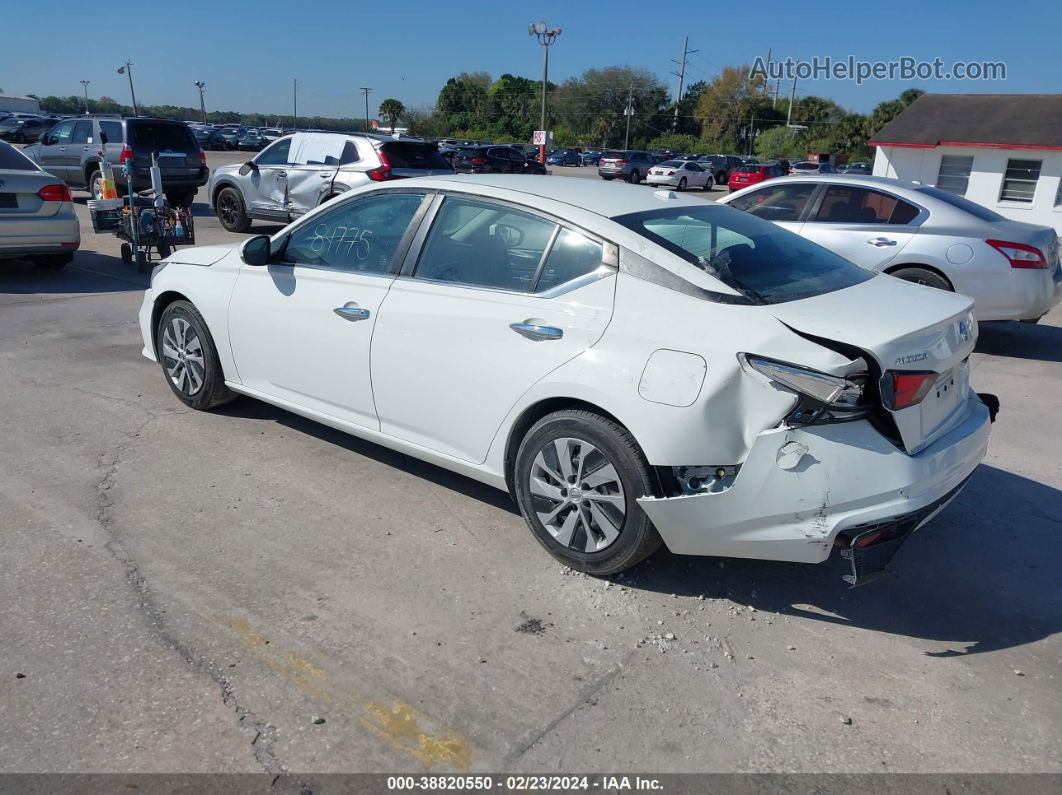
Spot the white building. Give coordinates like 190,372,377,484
871,94,1062,237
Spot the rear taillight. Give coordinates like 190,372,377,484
667,170,676,176
986,239,1048,269
367,151,393,181
118,145,134,164
471,157,487,165
615,160,627,165
199,150,207,166
881,371,938,411
37,183,72,203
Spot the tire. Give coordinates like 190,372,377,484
165,190,195,209
703,176,714,191
88,169,104,200
627,170,640,184
155,300,237,411
120,243,133,265
32,253,73,270
215,186,251,232
600,177,614,181
717,171,727,185
157,244,172,259
677,177,687,191
514,410,662,576
889,266,952,291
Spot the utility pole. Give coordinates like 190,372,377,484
529,21,561,164
763,48,771,97
623,86,634,150
360,87,372,132
117,61,138,116
747,113,755,157
786,76,797,126
774,78,781,109
194,81,206,123
292,78,298,130
80,80,90,114
670,36,697,131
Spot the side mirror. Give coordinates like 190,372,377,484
238,161,258,176
241,235,271,266
38,133,48,144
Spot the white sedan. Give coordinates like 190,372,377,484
139,175,993,583
645,159,714,191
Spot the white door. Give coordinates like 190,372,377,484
683,161,709,188
227,191,429,429
798,184,921,271
723,181,819,235
284,133,356,218
246,137,292,216
371,195,616,463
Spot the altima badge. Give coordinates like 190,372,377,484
895,352,929,365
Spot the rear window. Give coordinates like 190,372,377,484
602,151,626,160
915,185,1006,222
380,142,450,170
130,123,196,151
0,142,39,170
457,148,481,158
99,121,123,143
792,162,817,169
736,165,761,174
658,160,683,167
613,204,873,304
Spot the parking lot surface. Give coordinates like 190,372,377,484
1,151,1060,773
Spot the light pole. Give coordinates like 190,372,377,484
117,61,138,116
528,20,561,164
80,80,90,114
360,87,372,132
623,86,634,150
194,81,206,124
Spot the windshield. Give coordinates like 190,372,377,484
130,123,196,151
658,160,683,167
915,185,1006,222
613,204,874,304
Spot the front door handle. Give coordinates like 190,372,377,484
334,306,371,322
868,237,897,247
510,321,563,341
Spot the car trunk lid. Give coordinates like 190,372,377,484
0,170,58,217
378,141,455,178
764,274,977,454
129,122,202,173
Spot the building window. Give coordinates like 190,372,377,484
936,155,973,196
999,159,1041,203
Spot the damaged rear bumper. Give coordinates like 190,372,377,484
637,394,990,566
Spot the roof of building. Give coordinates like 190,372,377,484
869,94,1062,151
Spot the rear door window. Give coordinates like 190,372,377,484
728,183,818,222
99,121,123,144
534,228,604,293
815,186,918,224
71,121,92,143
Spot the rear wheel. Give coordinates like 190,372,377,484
32,253,73,270
88,169,104,200
157,244,172,259
514,410,662,575
627,170,640,184
156,300,237,411
676,177,687,191
216,186,250,232
890,266,952,291
703,175,714,191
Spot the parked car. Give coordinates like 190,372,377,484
695,154,738,187
218,127,242,150
452,144,545,175
841,162,872,175
0,140,80,269
238,129,265,151
581,150,603,166
0,116,54,144
209,132,454,232
190,126,227,151
547,149,583,167
598,150,655,183
140,174,995,582
645,159,714,191
259,128,284,146
719,175,1062,322
21,116,208,207
727,162,786,191
790,161,837,175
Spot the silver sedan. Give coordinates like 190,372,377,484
720,174,1061,322
0,140,80,270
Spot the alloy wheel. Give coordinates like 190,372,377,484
161,317,205,395
529,437,626,553
218,192,239,226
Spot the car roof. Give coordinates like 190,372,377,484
387,174,709,218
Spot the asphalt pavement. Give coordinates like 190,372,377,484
1,151,1060,774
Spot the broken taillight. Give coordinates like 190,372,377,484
881,371,938,411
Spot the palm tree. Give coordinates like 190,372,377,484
378,98,406,133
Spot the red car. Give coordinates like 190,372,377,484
727,163,786,191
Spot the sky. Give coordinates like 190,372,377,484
3,0,1060,120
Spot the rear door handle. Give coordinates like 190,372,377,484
510,321,563,341
868,237,897,246
334,306,371,321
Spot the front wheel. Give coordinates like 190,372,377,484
890,266,952,291
514,410,662,575
703,176,714,191
156,300,238,411
215,186,250,232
